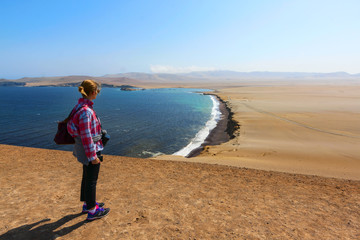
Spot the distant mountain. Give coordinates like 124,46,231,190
103,72,156,80
103,72,199,82
16,75,93,84
0,75,141,87
105,71,360,81
1,71,359,87
181,71,355,79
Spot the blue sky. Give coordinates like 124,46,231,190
1,0,359,79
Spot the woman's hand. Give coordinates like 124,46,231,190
91,158,101,164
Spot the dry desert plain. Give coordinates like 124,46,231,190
0,81,359,239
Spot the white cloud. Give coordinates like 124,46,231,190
150,65,216,74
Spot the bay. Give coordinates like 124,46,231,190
0,87,214,158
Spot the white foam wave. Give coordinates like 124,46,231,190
173,95,222,157
142,150,164,158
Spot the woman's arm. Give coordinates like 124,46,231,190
78,110,98,162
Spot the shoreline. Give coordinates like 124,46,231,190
186,93,239,157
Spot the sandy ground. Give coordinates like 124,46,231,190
0,144,359,240
156,84,360,180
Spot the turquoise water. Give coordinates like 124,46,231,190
0,87,214,158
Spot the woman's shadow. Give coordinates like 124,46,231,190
0,213,87,240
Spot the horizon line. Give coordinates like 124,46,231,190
2,70,360,80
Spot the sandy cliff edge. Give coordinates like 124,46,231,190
0,144,359,239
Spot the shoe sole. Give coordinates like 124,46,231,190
86,209,110,221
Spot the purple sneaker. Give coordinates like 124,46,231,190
82,202,105,213
87,206,110,221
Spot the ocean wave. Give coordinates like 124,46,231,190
142,150,164,158
173,95,221,157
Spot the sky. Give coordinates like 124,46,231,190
1,0,360,79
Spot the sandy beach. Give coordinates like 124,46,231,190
156,83,360,181
1,82,360,239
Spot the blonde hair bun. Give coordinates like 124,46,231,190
79,79,100,98
78,86,87,97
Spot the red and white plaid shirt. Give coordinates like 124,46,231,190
67,98,104,162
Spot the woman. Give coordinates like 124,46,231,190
67,79,110,221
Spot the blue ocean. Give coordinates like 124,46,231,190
0,87,220,158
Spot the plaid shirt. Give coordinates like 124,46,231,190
67,98,104,162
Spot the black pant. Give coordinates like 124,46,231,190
80,159,100,210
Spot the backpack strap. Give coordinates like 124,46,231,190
63,105,84,123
